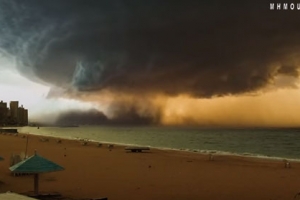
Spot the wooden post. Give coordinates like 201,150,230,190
34,173,39,195
25,133,29,158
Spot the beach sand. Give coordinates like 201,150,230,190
0,133,300,200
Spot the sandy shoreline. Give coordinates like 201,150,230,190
0,132,300,200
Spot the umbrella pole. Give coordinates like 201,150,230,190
34,173,39,196
25,133,29,158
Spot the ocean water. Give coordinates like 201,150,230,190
17,126,300,160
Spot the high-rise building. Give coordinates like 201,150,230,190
0,101,8,125
10,101,18,121
17,105,28,125
23,109,28,125
18,106,24,125
7,108,10,117
0,101,28,126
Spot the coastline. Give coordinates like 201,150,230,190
0,132,300,200
16,129,300,163
17,126,300,161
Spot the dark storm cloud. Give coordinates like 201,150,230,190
55,109,108,126
1,0,300,97
55,107,158,126
277,65,299,77
106,100,161,125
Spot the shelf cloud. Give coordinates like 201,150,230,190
1,0,300,126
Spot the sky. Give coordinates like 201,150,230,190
1,0,300,127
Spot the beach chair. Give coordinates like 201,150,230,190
10,154,22,167
10,154,32,176
20,152,26,160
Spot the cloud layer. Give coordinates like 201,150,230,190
1,1,300,126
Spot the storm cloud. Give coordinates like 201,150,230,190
1,1,300,126
55,103,160,126
1,0,300,97
55,109,108,126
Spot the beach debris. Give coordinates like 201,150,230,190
294,192,300,199
108,144,114,151
80,138,89,146
56,139,62,143
97,142,102,147
45,176,57,182
39,137,49,142
283,159,291,168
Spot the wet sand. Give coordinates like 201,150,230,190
0,132,300,200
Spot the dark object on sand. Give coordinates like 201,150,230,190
125,146,150,153
0,128,18,134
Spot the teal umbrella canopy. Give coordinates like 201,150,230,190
9,152,64,196
9,153,64,173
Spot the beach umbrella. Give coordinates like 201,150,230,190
9,151,64,196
